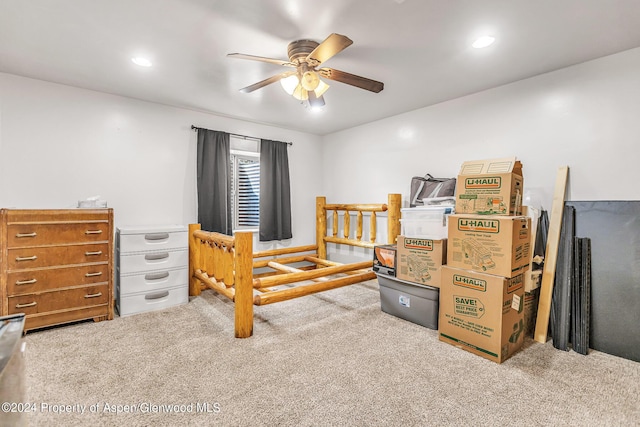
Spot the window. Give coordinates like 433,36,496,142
231,154,260,229
230,136,260,230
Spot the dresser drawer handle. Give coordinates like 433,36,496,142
85,251,103,256
84,292,103,299
16,278,37,285
15,255,37,262
85,272,103,277
85,230,103,235
145,233,170,241
145,271,170,281
16,232,37,238
15,302,37,309
145,291,169,300
145,252,169,261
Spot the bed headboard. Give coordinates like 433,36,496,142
316,193,402,259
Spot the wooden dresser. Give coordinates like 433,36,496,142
0,209,114,332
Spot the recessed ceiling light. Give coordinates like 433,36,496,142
472,36,495,49
131,57,152,67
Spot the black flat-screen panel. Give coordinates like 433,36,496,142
565,201,640,362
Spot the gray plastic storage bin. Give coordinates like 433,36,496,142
377,273,439,330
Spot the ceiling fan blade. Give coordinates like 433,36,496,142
306,33,353,65
227,53,295,67
239,71,296,93
308,91,325,108
318,68,384,93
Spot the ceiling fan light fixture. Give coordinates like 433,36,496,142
313,80,329,97
301,70,320,91
280,74,299,95
292,84,309,101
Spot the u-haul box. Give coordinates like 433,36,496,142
396,236,446,287
447,214,531,278
439,266,525,364
455,157,523,215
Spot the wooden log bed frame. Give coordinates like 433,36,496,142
189,193,402,338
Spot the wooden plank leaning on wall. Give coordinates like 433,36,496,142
534,166,569,343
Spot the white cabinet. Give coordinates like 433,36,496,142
115,225,188,317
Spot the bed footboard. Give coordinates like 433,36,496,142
189,224,254,338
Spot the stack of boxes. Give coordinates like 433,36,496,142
439,157,530,363
373,205,452,330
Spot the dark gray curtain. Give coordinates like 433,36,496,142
259,139,292,241
196,129,232,235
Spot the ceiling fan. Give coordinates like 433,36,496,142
227,33,384,108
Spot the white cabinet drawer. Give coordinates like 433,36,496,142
119,249,188,274
116,285,188,317
118,267,187,296
117,226,187,254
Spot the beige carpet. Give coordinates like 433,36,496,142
20,280,640,426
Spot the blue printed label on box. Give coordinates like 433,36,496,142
399,295,410,308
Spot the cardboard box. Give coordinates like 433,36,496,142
439,266,525,363
522,205,542,292
373,244,397,276
524,288,540,337
447,214,531,277
455,157,524,215
377,273,439,330
396,236,447,287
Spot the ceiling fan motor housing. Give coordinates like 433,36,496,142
287,40,320,65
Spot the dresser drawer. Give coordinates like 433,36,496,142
6,264,109,295
24,305,110,332
116,285,188,317
7,243,109,270
118,267,187,296
7,284,109,315
118,227,187,253
118,249,188,274
6,222,110,248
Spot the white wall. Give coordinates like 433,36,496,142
0,73,323,250
321,47,640,213
2,46,639,257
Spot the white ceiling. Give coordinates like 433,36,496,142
2,0,640,135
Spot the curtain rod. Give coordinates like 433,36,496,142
190,125,293,146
